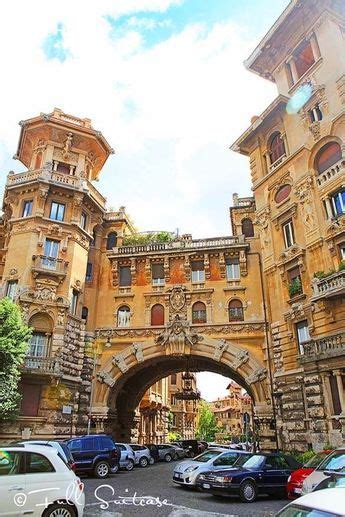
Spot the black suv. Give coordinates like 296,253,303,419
66,434,120,478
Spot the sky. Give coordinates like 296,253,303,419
0,0,289,399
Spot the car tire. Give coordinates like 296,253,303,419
110,463,119,474
165,453,172,463
43,503,76,517
139,456,149,468
149,457,155,465
94,460,110,478
126,459,135,471
239,479,258,503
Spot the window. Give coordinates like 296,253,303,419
191,261,205,283
22,200,33,217
6,280,18,300
69,439,82,451
275,185,291,204
339,244,345,261
100,437,115,449
241,219,254,238
329,375,342,416
81,307,89,321
309,105,323,123
91,229,97,247
152,263,165,285
315,142,342,174
213,453,238,467
226,258,240,280
20,384,41,417
296,320,310,354
71,290,79,316
119,266,131,287
86,262,93,282
80,211,87,230
106,232,117,250
29,332,47,357
26,453,54,474
56,162,70,175
288,266,303,297
229,300,244,321
50,202,65,222
331,190,345,217
171,374,177,384
151,304,164,326
0,451,23,476
192,302,207,324
43,239,59,269
294,40,315,79
35,152,42,170
117,305,130,327
81,438,97,451
268,132,285,164
283,220,295,248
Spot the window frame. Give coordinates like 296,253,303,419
331,190,345,217
117,305,131,327
29,332,48,358
226,258,240,280
80,211,88,231
119,265,132,287
283,220,295,248
228,300,244,322
192,302,207,324
71,289,79,316
191,261,205,283
86,262,93,282
152,263,165,285
49,201,65,222
6,280,18,300
293,39,316,80
22,200,33,218
151,303,165,326
295,320,310,355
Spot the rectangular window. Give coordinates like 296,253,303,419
294,40,315,79
329,375,342,416
20,383,41,417
331,190,345,217
86,262,93,282
22,200,33,218
50,202,65,221
226,258,240,280
296,320,310,354
119,266,131,287
283,220,295,248
288,266,303,296
43,239,59,269
339,244,345,261
152,263,165,285
191,261,205,283
6,280,18,300
80,211,87,230
29,332,47,357
71,289,79,316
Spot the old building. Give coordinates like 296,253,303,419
168,372,199,439
231,0,345,449
137,377,170,444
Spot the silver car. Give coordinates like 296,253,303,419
169,444,186,460
129,444,152,468
173,448,251,486
157,444,179,462
116,443,136,471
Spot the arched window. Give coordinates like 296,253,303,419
192,302,206,324
27,313,53,362
35,152,42,170
117,305,130,327
151,304,164,326
241,218,254,238
106,232,117,250
268,132,286,164
315,142,342,174
81,307,89,321
228,300,244,321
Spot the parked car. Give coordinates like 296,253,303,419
172,439,201,457
287,450,333,498
196,452,302,502
198,441,208,453
14,439,76,471
0,444,85,517
145,443,159,463
156,444,178,462
169,444,186,459
66,434,120,478
302,448,345,495
173,448,251,487
129,444,152,467
276,487,345,516
313,471,345,491
116,443,136,471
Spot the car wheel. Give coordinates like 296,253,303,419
149,457,155,465
165,453,172,463
110,463,119,474
126,459,135,471
43,503,76,517
139,456,149,468
239,480,257,503
94,461,110,478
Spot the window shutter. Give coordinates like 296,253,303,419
119,266,131,286
20,383,41,416
151,304,164,326
329,375,342,415
152,263,164,279
191,261,204,271
288,266,300,282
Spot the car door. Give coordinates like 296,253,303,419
68,439,83,469
0,450,26,517
81,437,98,470
212,452,239,471
261,456,288,493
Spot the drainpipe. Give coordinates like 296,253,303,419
248,251,279,451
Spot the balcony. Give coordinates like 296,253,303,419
311,270,345,301
32,255,68,280
316,158,344,188
299,332,345,363
22,356,62,375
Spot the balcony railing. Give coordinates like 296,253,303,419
316,158,344,188
299,332,345,363
22,356,61,375
32,255,68,275
311,270,345,301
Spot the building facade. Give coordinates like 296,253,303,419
168,372,198,440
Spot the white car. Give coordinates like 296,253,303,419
0,444,85,517
302,448,345,494
276,487,345,516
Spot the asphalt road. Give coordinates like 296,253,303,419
82,461,289,516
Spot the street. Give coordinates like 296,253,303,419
83,462,289,516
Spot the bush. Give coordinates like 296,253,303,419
123,231,174,246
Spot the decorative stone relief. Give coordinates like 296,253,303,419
294,176,317,234
169,285,187,313
132,342,144,363
97,370,115,387
254,207,272,256
213,340,228,361
155,314,203,355
112,354,128,373
232,349,249,370
247,367,267,385
337,74,345,105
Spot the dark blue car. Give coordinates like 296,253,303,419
196,453,301,502
65,434,120,478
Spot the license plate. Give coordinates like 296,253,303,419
203,483,211,489
294,488,302,494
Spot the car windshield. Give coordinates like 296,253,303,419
277,505,340,517
305,452,329,469
236,454,265,469
193,450,222,462
317,452,345,473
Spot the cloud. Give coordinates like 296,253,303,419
42,22,70,62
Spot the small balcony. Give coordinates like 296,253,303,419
316,158,344,188
311,270,345,301
22,356,62,375
32,255,68,279
299,332,345,363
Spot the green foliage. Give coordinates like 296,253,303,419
168,431,181,442
0,299,32,420
288,277,302,297
314,261,345,279
338,261,345,271
196,401,218,441
123,231,174,246
167,411,174,432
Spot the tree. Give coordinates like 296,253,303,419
196,401,218,441
0,298,32,420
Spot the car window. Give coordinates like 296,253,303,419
277,506,340,517
118,444,126,451
304,452,329,469
0,451,24,476
100,437,115,449
26,453,55,474
131,445,139,451
194,450,221,462
59,442,73,461
239,455,265,469
267,456,290,469
213,452,238,466
68,439,82,452
81,438,97,451
318,452,345,472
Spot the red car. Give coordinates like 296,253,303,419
287,450,332,499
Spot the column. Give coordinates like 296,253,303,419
324,197,333,219
309,33,320,61
287,57,298,84
263,150,271,174
321,373,333,434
